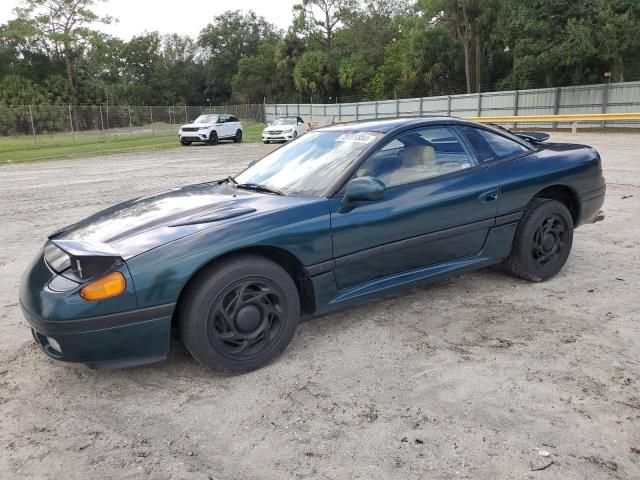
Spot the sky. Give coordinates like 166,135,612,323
0,0,299,39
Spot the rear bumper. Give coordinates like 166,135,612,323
22,303,174,369
579,185,606,226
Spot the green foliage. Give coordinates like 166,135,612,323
294,50,336,99
198,10,280,104
0,0,639,109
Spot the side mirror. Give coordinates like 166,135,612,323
341,177,385,212
248,159,258,167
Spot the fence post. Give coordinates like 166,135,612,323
338,103,342,121
374,101,378,120
149,106,155,136
395,98,400,118
99,105,106,141
323,104,327,118
477,92,482,117
601,83,610,129
285,104,289,117
553,87,561,129
28,105,37,146
419,97,424,116
447,96,452,116
68,105,76,145
355,103,359,121
128,106,133,135
513,90,519,129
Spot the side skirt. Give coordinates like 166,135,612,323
310,222,518,314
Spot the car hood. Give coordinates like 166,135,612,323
181,123,214,129
266,125,294,131
50,181,311,259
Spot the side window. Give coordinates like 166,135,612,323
229,116,239,122
460,126,530,162
297,117,304,124
356,127,475,187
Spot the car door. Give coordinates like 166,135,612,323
296,117,307,135
329,126,501,289
228,115,241,137
217,114,231,137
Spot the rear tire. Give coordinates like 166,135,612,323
234,130,243,143
504,198,573,282
178,255,300,374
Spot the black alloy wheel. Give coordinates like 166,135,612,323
504,198,574,282
531,214,566,266
178,255,300,374
208,279,283,359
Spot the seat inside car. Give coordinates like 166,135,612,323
385,144,438,185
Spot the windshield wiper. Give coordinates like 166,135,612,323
227,175,237,186
236,183,286,196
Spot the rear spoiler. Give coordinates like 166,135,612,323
515,132,550,143
488,123,550,143
50,239,122,280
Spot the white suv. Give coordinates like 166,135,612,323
179,114,243,146
262,117,309,143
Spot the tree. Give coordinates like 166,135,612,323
294,50,336,100
199,10,279,103
366,18,463,99
8,0,113,105
338,55,374,99
595,0,640,82
293,0,355,50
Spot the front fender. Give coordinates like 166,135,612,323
125,199,332,308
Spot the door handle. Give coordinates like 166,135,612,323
479,188,499,202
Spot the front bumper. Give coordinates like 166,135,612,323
23,304,173,368
262,131,295,142
20,251,173,368
179,131,209,142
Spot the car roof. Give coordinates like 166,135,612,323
317,117,458,133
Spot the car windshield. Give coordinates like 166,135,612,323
193,114,218,124
271,117,297,126
234,130,381,196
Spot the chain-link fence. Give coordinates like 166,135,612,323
0,104,265,150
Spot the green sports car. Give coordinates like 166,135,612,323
20,117,606,373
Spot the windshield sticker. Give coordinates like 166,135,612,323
336,133,376,144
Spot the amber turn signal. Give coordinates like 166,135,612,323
80,271,126,301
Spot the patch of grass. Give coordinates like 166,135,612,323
0,123,266,164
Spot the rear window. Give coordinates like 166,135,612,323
460,126,530,162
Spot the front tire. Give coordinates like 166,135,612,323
206,131,218,145
504,198,574,282
234,129,243,143
178,255,300,374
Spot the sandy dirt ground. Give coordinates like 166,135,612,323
0,133,639,480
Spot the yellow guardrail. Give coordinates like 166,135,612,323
465,112,640,123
